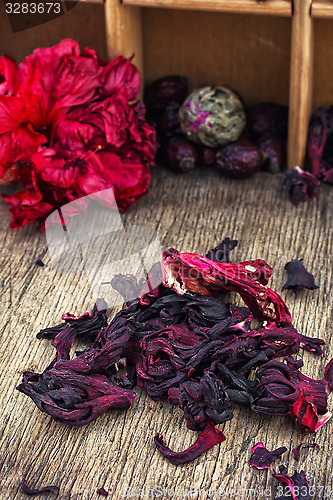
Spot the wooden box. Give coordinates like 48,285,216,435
1,0,333,168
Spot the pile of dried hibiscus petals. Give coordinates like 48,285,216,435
17,242,332,471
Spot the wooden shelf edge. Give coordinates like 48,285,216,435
122,0,292,16
311,0,333,17
69,0,105,3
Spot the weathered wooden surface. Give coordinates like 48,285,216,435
0,167,333,499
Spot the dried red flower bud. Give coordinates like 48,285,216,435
162,248,291,323
168,370,233,431
272,465,315,500
252,358,331,432
282,259,319,295
17,368,135,427
158,102,182,137
285,166,320,206
249,442,287,469
196,145,216,167
37,301,108,341
154,421,225,465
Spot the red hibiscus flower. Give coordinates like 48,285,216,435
0,39,157,229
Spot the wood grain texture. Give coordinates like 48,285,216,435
288,0,314,169
0,167,332,499
141,9,291,107
122,0,292,16
311,0,333,17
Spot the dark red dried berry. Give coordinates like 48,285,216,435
158,102,182,137
256,131,286,173
144,75,188,115
247,102,288,138
196,146,216,167
162,138,198,173
215,139,264,178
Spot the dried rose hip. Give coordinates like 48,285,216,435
215,139,264,178
162,138,198,172
256,131,286,173
196,146,216,167
144,75,188,115
247,102,288,138
158,102,182,137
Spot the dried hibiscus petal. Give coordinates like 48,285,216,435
299,333,324,356
168,370,234,431
252,358,331,432
324,358,333,390
154,421,225,465
37,301,108,341
55,320,130,374
162,248,291,323
248,442,287,469
206,237,238,263
21,474,59,495
285,166,320,207
292,442,319,461
97,487,109,496
282,259,318,295
272,465,315,500
17,368,135,427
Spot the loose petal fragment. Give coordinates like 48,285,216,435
21,475,59,496
324,358,333,390
282,259,319,295
97,487,109,496
206,237,238,263
249,442,287,469
292,443,319,461
154,421,225,465
272,465,316,500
